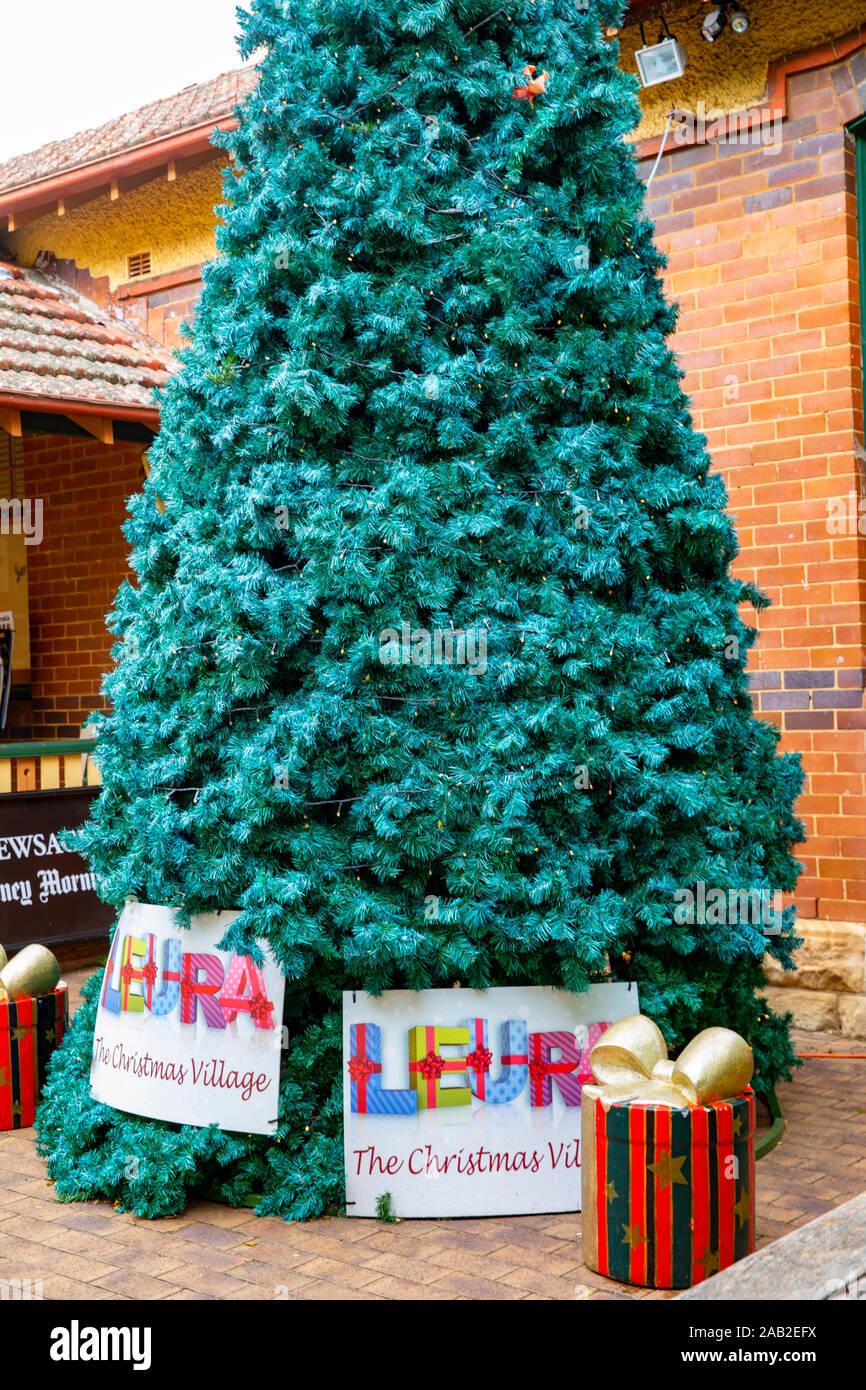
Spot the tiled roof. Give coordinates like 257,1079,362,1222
0,260,172,412
0,66,259,196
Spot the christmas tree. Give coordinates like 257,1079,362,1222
37,0,803,1220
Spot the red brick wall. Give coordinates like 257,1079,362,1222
11,435,145,741
116,267,203,350
639,51,866,923
31,254,203,352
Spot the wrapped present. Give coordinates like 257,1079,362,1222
0,983,69,1130
581,1014,756,1290
348,1022,416,1115
408,1025,471,1110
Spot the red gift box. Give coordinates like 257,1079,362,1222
581,1086,756,1289
0,985,69,1130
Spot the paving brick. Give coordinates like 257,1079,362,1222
284,1255,383,1290
312,1216,380,1243
480,1243,583,1278
475,1223,571,1255
95,1270,176,1299
174,1221,251,1250
415,1227,511,1256
0,1194,78,1224
230,1263,317,1293
40,1275,127,1300
499,1265,594,1299
155,1265,252,1298
99,1248,189,1279
362,1274,459,1300
228,1238,317,1269
361,1251,453,1286
430,1272,526,1300
50,1252,120,1284
293,1279,384,1300
151,1240,248,1273
540,1217,583,1240
187,1204,260,1232
362,1230,449,1259
423,1248,520,1282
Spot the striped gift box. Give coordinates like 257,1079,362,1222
581,1085,755,1289
0,985,69,1130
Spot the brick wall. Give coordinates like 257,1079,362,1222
7,435,145,742
116,266,204,350
28,255,203,352
637,48,866,924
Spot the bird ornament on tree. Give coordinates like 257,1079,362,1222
512,64,549,104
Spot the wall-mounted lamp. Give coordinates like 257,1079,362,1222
702,4,750,43
635,18,688,89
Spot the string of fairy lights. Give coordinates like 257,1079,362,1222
132,36,725,834
205,60,651,410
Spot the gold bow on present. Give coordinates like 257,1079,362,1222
588,1014,754,1110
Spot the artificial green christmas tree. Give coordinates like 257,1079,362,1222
37,0,803,1219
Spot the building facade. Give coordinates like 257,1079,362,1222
624,0,866,1033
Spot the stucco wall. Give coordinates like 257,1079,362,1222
617,0,866,139
6,158,226,290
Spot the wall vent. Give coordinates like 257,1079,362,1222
127,251,152,280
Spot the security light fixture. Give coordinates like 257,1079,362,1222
635,18,688,89
701,6,726,42
702,3,750,42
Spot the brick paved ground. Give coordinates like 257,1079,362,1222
1,968,864,1301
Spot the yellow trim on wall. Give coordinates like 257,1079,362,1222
39,755,60,790
63,755,85,789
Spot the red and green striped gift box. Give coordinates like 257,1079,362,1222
581,1086,755,1289
0,985,69,1130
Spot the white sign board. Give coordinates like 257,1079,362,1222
343,982,638,1218
90,903,285,1135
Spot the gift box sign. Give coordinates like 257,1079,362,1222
343,983,639,1219
581,1014,757,1290
90,904,286,1136
0,984,68,1130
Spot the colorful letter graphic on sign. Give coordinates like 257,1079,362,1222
100,930,122,1015
119,933,158,1013
178,953,226,1028
528,1030,584,1106
575,1021,610,1091
220,955,276,1029
149,938,182,1018
348,1023,417,1115
408,1025,471,1110
464,1018,528,1104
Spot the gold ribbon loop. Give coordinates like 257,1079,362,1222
589,1015,754,1110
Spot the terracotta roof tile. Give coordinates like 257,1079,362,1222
0,65,259,196
0,261,173,412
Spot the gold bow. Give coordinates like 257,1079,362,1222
588,1014,754,1110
